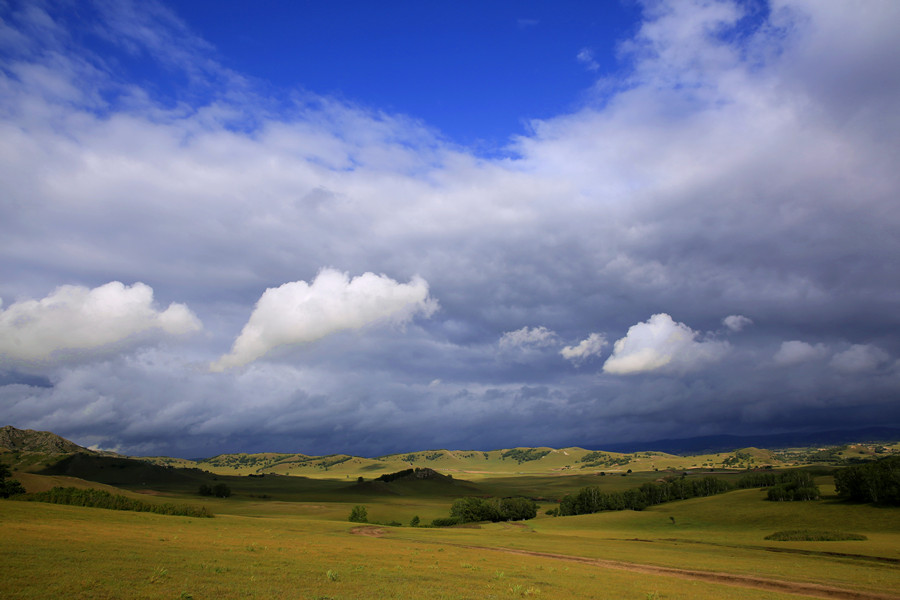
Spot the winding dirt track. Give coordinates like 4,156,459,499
349,528,898,600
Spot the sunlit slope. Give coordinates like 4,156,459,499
137,445,792,479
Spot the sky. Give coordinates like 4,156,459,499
1,0,899,458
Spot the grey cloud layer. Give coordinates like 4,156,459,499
1,0,899,455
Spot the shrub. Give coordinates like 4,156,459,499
431,517,461,527
348,505,368,523
765,529,867,541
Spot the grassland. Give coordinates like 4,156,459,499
2,454,899,600
145,446,794,479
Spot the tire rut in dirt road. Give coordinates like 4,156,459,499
453,544,899,600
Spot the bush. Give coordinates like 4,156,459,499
348,505,368,523
431,517,461,527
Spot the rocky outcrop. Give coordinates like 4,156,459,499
0,425,86,454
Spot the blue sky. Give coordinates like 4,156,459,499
171,1,642,147
1,0,899,458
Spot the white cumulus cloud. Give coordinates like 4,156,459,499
830,344,890,374
773,340,828,366
722,315,753,332
560,333,608,364
0,282,201,364
211,269,437,371
603,313,729,375
498,326,559,350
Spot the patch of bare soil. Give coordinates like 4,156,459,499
349,526,387,537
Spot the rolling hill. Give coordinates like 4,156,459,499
3,425,898,483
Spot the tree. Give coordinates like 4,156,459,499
198,484,213,496
0,464,26,498
409,515,420,527
212,483,231,498
835,457,900,505
349,505,368,523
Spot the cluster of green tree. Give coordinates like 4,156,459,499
722,451,754,466
557,476,731,516
834,456,900,505
0,464,25,498
375,468,416,482
314,455,352,469
737,470,806,488
501,449,550,464
736,470,820,501
579,451,630,468
445,496,538,524
765,474,819,501
400,452,444,462
25,486,212,517
202,453,288,468
198,483,232,497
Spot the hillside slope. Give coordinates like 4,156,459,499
0,425,87,454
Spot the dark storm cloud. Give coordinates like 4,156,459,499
1,0,899,456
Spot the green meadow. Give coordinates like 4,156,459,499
2,445,899,600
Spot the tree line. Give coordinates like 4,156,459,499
23,486,213,517
556,476,732,516
737,470,820,501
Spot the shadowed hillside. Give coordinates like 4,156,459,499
39,453,208,487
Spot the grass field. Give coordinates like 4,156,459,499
2,464,899,600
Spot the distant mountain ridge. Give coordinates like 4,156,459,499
595,427,900,455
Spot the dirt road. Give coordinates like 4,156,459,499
350,527,898,600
